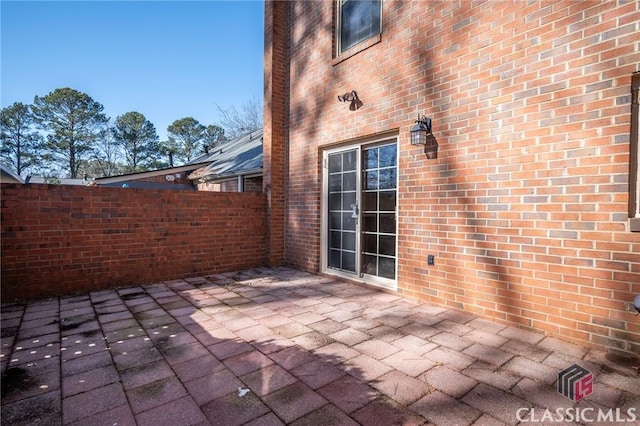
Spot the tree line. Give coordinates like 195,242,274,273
1,87,261,179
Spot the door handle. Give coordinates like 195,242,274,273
351,203,359,219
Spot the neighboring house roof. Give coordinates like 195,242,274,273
91,163,209,189
0,163,24,184
28,176,90,186
189,129,263,182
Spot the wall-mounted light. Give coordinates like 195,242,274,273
410,115,432,146
338,90,363,111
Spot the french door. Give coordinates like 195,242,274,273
323,140,397,289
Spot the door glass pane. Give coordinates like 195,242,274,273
365,148,378,169
329,154,342,171
330,193,341,210
343,150,357,171
363,254,377,275
363,213,377,232
343,192,356,210
379,191,395,211
364,192,377,211
343,213,356,231
330,231,341,249
329,174,341,191
378,257,395,279
379,213,395,233
343,231,356,251
361,143,397,280
343,172,356,191
379,168,396,189
329,250,341,268
379,235,395,256
330,212,341,229
342,252,356,272
379,144,397,167
364,171,378,190
327,150,358,274
363,233,377,253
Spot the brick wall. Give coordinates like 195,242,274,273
271,0,640,356
263,0,289,266
243,176,264,193
1,183,267,301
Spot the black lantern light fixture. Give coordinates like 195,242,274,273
338,90,363,111
410,114,432,146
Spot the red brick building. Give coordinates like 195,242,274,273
263,1,640,357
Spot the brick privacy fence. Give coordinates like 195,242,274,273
1,184,267,301
270,1,640,356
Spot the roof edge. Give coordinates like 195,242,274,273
191,168,263,182
93,162,210,184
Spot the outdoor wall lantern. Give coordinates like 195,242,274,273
410,115,432,146
338,90,363,111
634,294,640,314
410,114,438,159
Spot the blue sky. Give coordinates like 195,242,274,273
1,0,265,140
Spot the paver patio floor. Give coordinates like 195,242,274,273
1,267,638,425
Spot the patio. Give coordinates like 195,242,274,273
1,267,638,425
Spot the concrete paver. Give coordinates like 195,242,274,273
1,267,638,425
262,381,327,423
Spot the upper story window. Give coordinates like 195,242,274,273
630,72,640,231
337,0,382,55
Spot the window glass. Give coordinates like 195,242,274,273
339,0,381,54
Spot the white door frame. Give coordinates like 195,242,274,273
320,135,398,291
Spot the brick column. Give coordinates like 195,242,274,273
263,0,289,266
